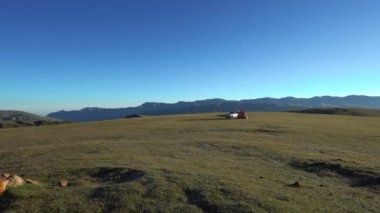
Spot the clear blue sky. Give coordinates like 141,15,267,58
1,0,379,115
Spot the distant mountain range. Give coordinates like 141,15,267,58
0,110,63,128
47,95,380,122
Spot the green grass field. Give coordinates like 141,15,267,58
0,112,379,212
291,108,380,117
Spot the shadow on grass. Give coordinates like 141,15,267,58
0,191,14,211
184,188,257,213
90,167,145,184
181,118,227,122
253,128,284,135
76,167,146,184
180,114,228,121
90,186,128,212
185,189,219,212
290,161,380,188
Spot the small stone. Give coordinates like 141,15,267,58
259,176,264,179
24,178,40,185
289,181,301,187
8,175,25,187
1,173,10,178
0,177,9,193
59,179,68,187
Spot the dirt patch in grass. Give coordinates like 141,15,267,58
290,161,380,189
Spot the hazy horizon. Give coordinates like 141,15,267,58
1,1,379,115
1,94,379,116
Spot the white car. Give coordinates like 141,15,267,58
225,112,238,119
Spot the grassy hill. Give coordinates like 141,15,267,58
0,110,64,128
0,112,379,212
290,108,380,117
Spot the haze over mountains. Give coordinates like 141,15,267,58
47,95,380,122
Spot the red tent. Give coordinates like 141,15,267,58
237,111,248,119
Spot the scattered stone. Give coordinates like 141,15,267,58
1,173,11,178
0,173,41,193
0,177,9,193
289,181,301,187
8,175,25,187
24,178,41,185
259,176,264,179
59,179,69,187
319,184,326,187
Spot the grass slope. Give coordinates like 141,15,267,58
0,112,379,212
0,110,63,129
290,108,380,117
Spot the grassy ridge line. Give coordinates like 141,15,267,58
0,110,64,129
0,110,59,121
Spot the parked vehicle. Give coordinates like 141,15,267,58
225,112,239,119
237,111,248,119
225,111,248,119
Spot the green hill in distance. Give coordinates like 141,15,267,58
0,110,65,129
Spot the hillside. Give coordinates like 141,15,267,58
47,95,380,122
290,108,380,117
0,112,379,212
0,110,63,128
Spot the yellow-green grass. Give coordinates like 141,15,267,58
0,112,379,212
291,108,380,118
